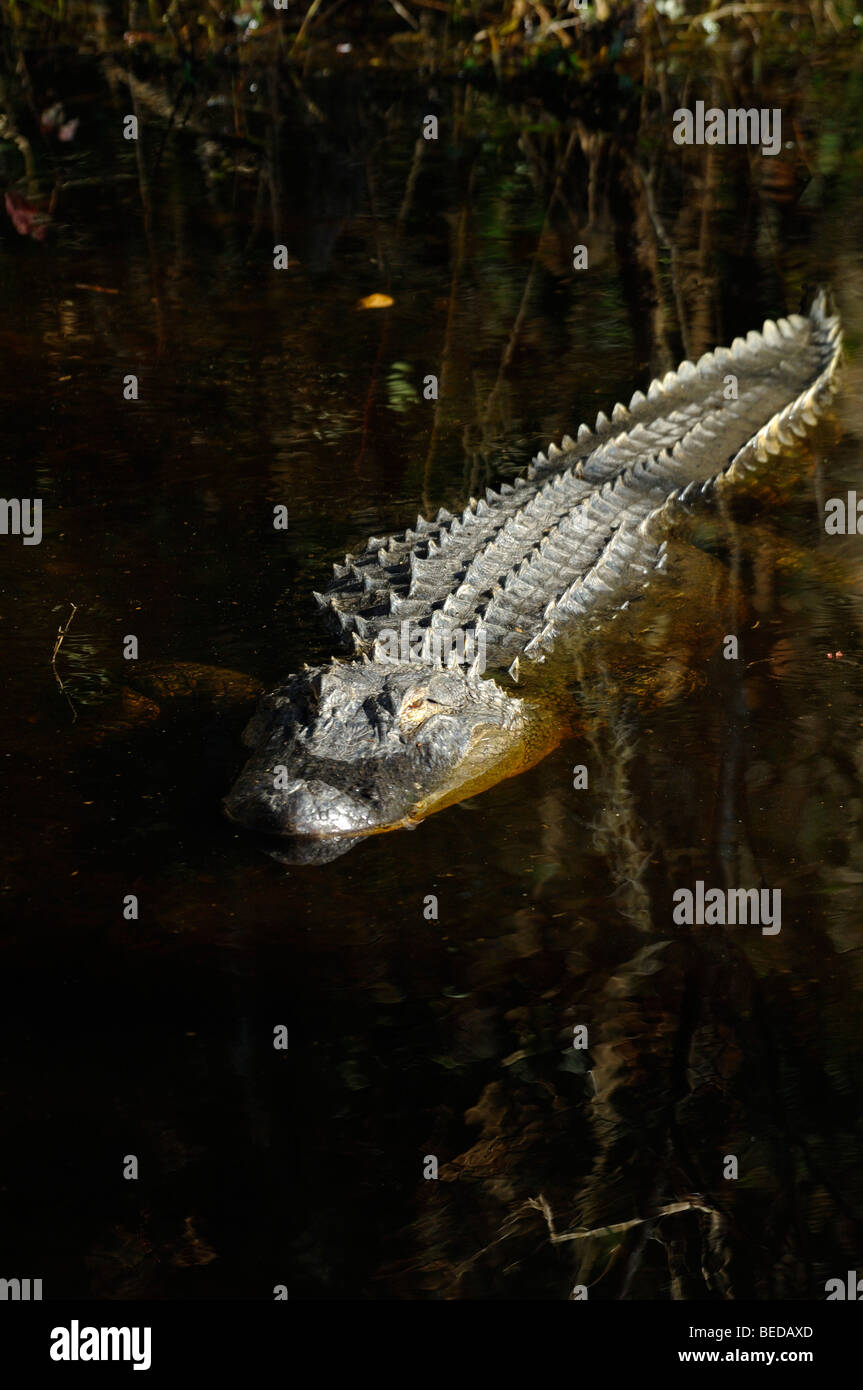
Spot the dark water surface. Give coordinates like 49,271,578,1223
2,53,863,1298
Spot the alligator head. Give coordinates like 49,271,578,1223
223,657,532,846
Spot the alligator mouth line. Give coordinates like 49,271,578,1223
225,705,563,842
223,802,420,842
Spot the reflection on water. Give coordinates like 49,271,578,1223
1,41,863,1298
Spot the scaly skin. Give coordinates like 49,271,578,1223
224,294,842,857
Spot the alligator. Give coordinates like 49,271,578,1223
224,293,842,860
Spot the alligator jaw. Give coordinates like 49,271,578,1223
224,696,559,846
402,704,564,825
222,660,543,842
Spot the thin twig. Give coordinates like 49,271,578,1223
51,602,79,721
388,0,419,28
526,1192,716,1244
291,0,326,52
51,601,78,675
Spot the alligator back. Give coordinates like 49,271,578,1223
319,294,841,674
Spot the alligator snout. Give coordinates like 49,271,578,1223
223,773,378,839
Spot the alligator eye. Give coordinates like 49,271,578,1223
399,695,446,735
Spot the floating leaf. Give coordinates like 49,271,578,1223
356,293,394,309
